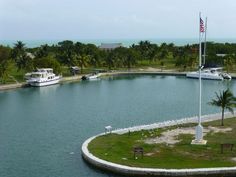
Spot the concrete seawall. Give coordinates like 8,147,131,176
0,71,235,91
0,71,185,91
0,83,27,91
101,71,186,77
82,112,236,177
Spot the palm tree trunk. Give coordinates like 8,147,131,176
221,107,225,126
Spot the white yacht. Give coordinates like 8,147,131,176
186,67,231,80
25,68,61,86
186,68,223,80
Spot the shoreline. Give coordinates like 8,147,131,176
2,38,236,48
82,112,236,177
0,70,186,91
0,75,83,91
1,69,235,91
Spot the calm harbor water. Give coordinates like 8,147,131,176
0,75,236,177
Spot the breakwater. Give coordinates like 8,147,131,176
82,112,236,177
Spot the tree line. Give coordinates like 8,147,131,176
1,40,236,83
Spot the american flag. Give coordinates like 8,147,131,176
200,18,204,33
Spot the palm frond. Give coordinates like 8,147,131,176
210,89,236,118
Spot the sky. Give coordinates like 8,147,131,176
1,0,236,40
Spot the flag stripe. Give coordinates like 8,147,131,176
200,18,204,32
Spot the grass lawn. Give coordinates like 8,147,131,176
2,62,25,84
88,118,236,169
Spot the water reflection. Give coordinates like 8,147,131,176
37,84,60,95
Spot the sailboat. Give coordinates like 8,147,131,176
186,18,231,80
186,68,224,80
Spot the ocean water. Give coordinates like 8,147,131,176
1,38,236,48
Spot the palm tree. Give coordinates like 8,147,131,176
138,40,152,60
224,54,234,73
209,89,236,126
36,44,49,58
74,54,89,73
0,46,11,83
11,41,30,71
14,41,25,51
125,48,138,69
106,52,115,70
12,41,25,59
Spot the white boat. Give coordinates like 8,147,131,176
186,15,231,81
81,73,100,80
88,73,100,80
186,68,223,80
26,68,61,86
186,67,231,80
220,72,232,80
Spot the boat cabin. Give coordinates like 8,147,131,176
37,68,53,73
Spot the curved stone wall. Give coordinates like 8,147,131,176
82,113,236,176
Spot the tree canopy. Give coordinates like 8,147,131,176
1,40,236,83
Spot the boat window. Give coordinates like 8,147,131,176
47,70,53,73
31,74,41,78
211,70,215,73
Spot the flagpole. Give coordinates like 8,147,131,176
198,12,202,126
191,12,206,145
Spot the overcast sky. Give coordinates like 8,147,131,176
1,0,236,40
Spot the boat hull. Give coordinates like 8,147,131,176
186,73,223,80
27,77,60,87
82,74,100,80
88,75,99,80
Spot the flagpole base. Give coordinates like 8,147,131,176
191,139,207,145
191,124,207,145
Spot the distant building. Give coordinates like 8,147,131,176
70,66,80,75
99,43,122,51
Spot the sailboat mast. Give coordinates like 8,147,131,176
203,17,207,66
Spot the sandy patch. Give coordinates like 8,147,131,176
146,67,160,71
144,126,232,145
145,152,155,156
207,126,232,133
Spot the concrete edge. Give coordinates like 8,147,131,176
0,83,27,91
1,71,181,91
1,71,235,91
82,112,236,176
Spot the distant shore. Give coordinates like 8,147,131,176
2,38,236,48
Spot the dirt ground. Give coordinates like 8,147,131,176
144,126,232,145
